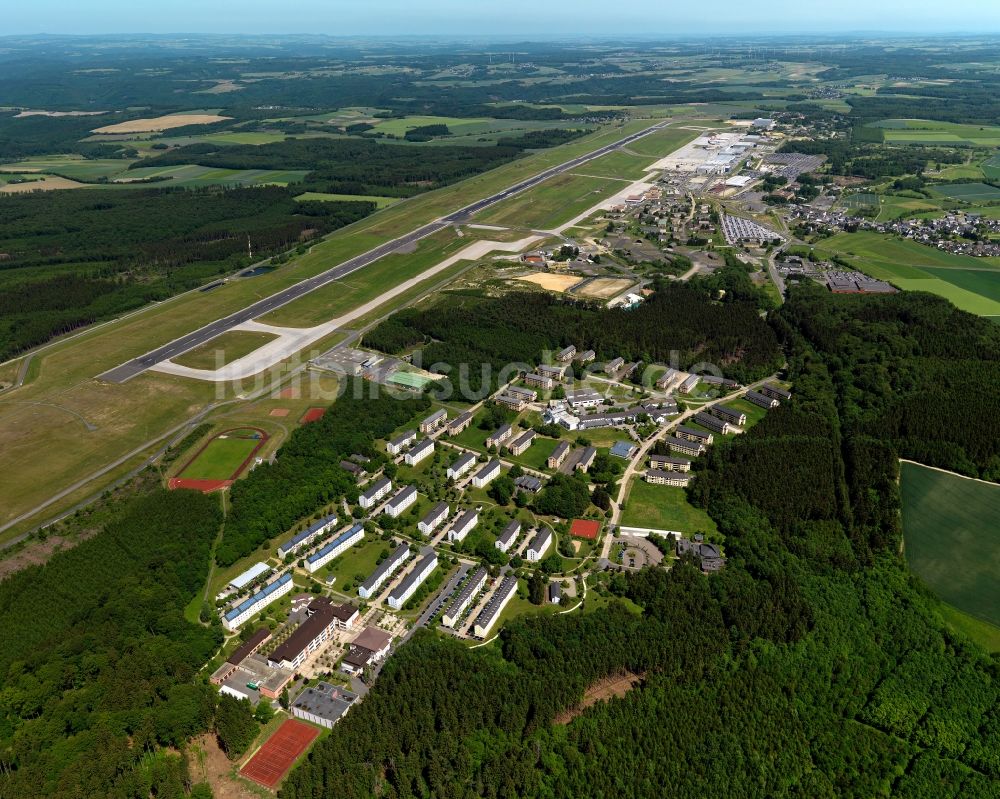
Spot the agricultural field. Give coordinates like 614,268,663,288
177,427,264,480
171,331,278,370
872,118,1000,146
901,461,1000,629
120,164,309,188
982,153,1000,180
91,112,232,134
0,155,135,180
930,182,1000,202
515,272,583,292
821,231,1000,317
619,478,719,535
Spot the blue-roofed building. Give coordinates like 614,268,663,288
223,573,293,631
306,524,365,574
277,514,338,559
610,440,638,459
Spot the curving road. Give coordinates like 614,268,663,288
98,120,670,384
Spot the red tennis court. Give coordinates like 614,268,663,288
300,407,326,423
240,718,320,788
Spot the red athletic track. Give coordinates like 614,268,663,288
240,718,320,789
168,426,269,494
168,477,232,492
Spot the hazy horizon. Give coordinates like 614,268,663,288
6,0,1000,38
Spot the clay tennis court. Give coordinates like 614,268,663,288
240,718,320,789
570,518,601,540
300,407,326,423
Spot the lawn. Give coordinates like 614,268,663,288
316,536,392,595
178,427,263,480
507,437,560,471
171,331,278,370
624,123,712,157
619,478,718,535
727,397,769,429
295,192,399,208
901,461,1000,628
477,172,628,230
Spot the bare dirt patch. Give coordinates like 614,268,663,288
0,532,95,580
0,176,85,193
576,277,635,299
16,110,107,118
554,671,644,724
190,733,260,799
92,113,232,134
515,271,583,292
269,408,290,417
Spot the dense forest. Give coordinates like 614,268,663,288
280,282,1000,799
0,489,223,799
218,379,431,566
363,273,783,394
0,187,372,360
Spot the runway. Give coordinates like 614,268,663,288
98,120,668,383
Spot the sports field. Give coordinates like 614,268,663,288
178,427,265,481
240,718,320,789
619,479,718,535
901,461,1000,628
930,182,1000,203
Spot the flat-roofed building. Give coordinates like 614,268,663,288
305,524,365,573
486,424,513,448
418,501,449,535
565,389,603,409
358,542,410,599
645,468,692,487
447,411,474,435
442,567,488,628
223,573,293,631
556,345,577,362
228,562,270,591
277,514,337,559
745,389,779,409
386,430,417,455
447,452,477,480
610,440,637,459
473,576,517,638
526,527,552,562
471,459,501,488
650,454,691,472
447,509,478,543
693,412,731,435
507,429,536,456
292,682,358,729
664,435,704,457
576,446,598,472
383,485,418,518
495,519,521,552
548,440,571,469
387,550,437,610
677,425,714,445
359,477,392,509
419,409,448,433
404,438,434,466
524,372,555,390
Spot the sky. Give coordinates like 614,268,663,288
5,0,1000,37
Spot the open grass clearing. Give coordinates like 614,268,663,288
477,172,627,230
619,478,718,535
171,331,279,370
296,192,399,208
902,461,1000,628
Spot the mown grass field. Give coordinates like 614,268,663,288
0,117,667,534
619,478,718,535
821,231,1000,316
902,461,1000,628
171,331,278,370
477,172,626,230
179,428,262,480
295,192,399,208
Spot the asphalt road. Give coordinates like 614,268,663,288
98,121,669,384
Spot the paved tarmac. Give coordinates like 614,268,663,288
98,121,668,383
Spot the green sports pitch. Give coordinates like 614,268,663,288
902,461,1000,628
178,427,265,480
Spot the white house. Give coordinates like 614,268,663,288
386,430,416,456
305,525,365,573
447,509,479,543
223,573,293,631
387,550,437,610
471,459,501,488
447,452,477,481
495,520,520,552
358,477,392,510
525,528,552,562
404,438,434,466
418,502,449,535
383,485,418,518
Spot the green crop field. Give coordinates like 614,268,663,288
295,192,399,208
620,478,718,535
171,331,278,370
901,461,1000,628
873,119,1000,146
179,427,262,480
931,182,1000,202
982,154,1000,180
120,164,309,188
0,155,135,181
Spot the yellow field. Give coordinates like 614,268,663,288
0,176,85,192
92,114,232,134
515,272,583,291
